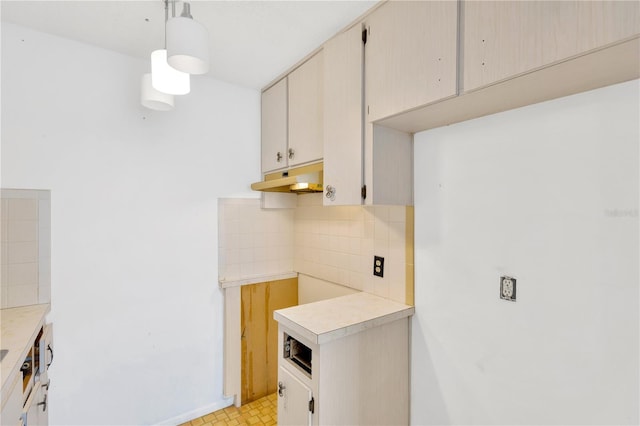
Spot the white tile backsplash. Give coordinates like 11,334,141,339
1,189,51,308
217,194,413,304
7,262,38,286
293,193,410,304
7,284,38,307
7,242,38,264
8,198,38,221
7,220,38,242
218,198,295,282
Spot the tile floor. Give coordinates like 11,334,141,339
180,393,277,426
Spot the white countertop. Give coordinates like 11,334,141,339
219,271,298,289
274,292,414,345
1,304,50,405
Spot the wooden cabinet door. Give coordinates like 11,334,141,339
277,366,313,426
261,78,288,173
463,1,640,92
323,25,364,206
288,51,324,167
364,0,458,122
241,279,297,403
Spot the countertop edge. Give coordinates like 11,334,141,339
316,307,414,345
274,293,415,345
273,312,320,345
219,272,298,289
1,304,50,406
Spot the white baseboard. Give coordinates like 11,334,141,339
154,396,235,426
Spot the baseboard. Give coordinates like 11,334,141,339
154,396,235,426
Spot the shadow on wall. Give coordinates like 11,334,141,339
411,317,451,425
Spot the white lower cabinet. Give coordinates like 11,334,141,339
1,374,23,426
277,317,410,425
277,366,313,426
23,383,48,426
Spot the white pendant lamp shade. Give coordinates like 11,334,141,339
141,73,174,111
166,16,210,75
151,49,190,95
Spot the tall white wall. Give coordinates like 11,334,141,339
1,23,260,425
412,80,639,425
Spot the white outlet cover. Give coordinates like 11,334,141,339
500,276,516,301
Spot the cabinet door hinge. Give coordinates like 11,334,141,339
361,185,367,200
362,28,368,45
309,397,315,414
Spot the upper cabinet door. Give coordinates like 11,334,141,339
364,0,458,123
463,1,640,92
323,25,364,206
288,51,324,167
261,78,288,173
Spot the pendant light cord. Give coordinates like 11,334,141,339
163,0,168,48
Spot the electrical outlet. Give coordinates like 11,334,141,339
373,256,384,277
500,276,516,301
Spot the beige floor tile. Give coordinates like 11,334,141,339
184,393,276,426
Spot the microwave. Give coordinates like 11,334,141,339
283,333,312,377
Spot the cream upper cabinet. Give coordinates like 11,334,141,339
463,1,640,92
261,52,323,174
364,0,458,123
323,24,413,206
288,51,324,167
261,78,288,173
323,25,364,206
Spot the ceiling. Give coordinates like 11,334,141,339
1,0,377,89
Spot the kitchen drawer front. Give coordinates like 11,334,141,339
38,324,53,384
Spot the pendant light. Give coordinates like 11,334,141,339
151,0,190,95
141,73,174,111
141,0,190,110
166,2,210,75
151,48,190,95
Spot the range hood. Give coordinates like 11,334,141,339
251,163,323,193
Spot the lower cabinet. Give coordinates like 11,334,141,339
23,323,52,426
0,321,53,426
277,317,410,425
0,374,23,426
23,383,48,426
277,366,313,426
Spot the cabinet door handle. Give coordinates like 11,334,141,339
325,185,336,201
37,393,47,412
43,379,50,390
47,344,54,367
288,148,295,159
278,381,285,397
276,151,283,162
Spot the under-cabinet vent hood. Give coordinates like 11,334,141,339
251,163,323,193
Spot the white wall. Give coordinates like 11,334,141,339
1,23,260,425
412,80,639,425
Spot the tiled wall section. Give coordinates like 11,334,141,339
217,195,414,305
1,189,51,308
218,198,294,282
294,194,412,305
